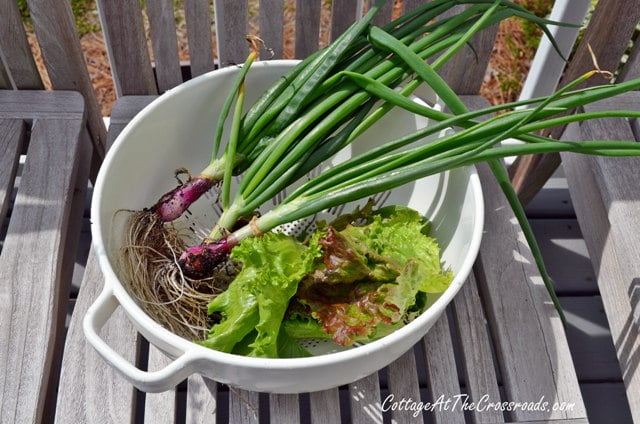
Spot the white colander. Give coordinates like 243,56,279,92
85,61,484,393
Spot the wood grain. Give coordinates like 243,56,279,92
559,98,640,422
422,313,465,424
186,375,218,423
0,61,11,89
229,388,259,424
96,0,158,96
348,373,382,424
144,347,177,423
0,117,83,424
0,90,86,120
54,250,140,423
438,5,499,95
309,388,341,424
146,0,183,92
269,394,299,424
107,96,157,148
42,124,92,420
386,349,422,423
452,274,504,424
562,137,640,423
473,159,587,422
619,35,640,82
294,0,322,59
15,0,107,156
509,0,640,205
371,0,394,26
403,0,427,13
214,0,249,67
0,0,43,89
185,0,215,76
259,0,284,59
330,0,362,42
0,120,25,224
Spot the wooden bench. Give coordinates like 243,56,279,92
4,0,636,422
0,90,88,423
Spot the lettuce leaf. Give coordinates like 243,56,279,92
288,205,452,346
199,232,320,357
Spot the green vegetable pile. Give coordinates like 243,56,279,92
197,205,452,358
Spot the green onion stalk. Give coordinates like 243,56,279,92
206,0,574,238
178,71,640,281
141,0,424,222
144,0,569,223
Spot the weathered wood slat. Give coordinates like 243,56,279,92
452,274,504,424
562,140,640,421
509,0,640,205
269,394,299,424
28,0,107,159
0,116,83,424
144,347,178,423
560,101,640,422
186,375,218,423
309,389,341,424
0,61,11,89
96,0,158,97
214,0,249,67
473,160,587,422
54,250,140,424
0,90,86,120
107,96,157,147
422,314,464,424
403,0,427,13
330,0,362,42
386,349,422,423
294,0,322,59
348,373,382,424
0,0,43,89
146,0,183,92
229,388,259,424
185,0,215,76
0,120,25,224
42,125,92,420
55,94,138,423
372,0,394,26
259,0,285,59
582,99,640,332
438,5,499,95
619,35,640,82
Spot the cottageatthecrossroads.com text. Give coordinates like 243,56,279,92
381,394,576,417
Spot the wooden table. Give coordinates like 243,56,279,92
1,94,589,423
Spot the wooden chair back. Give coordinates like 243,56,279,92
0,0,107,159
96,0,500,97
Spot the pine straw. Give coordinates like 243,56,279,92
118,211,238,340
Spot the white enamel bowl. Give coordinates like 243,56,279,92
86,60,484,393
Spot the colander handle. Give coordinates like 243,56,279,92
83,288,196,393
